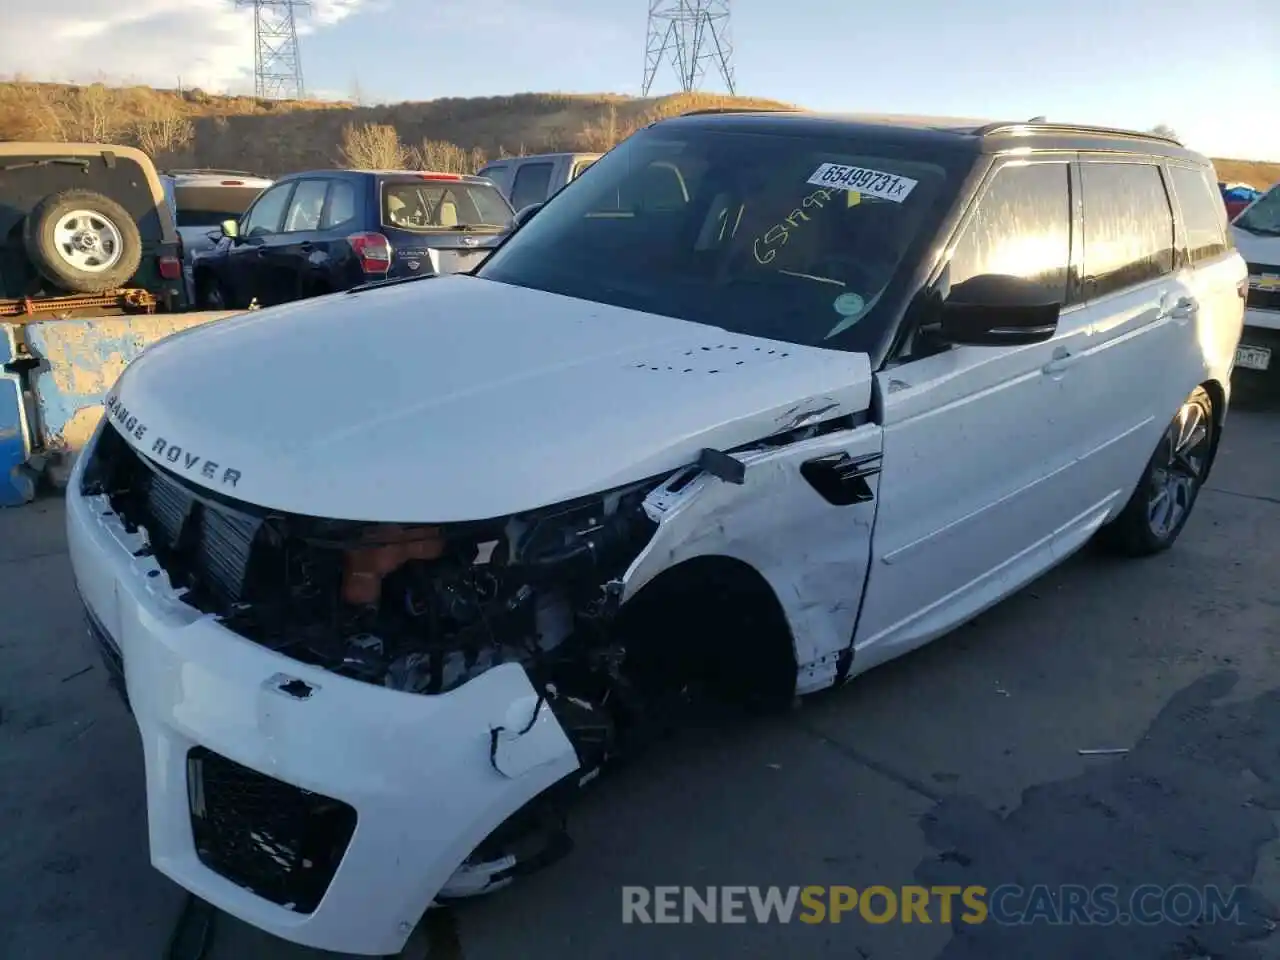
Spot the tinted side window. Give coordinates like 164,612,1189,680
242,183,293,237
1080,162,1175,298
1169,165,1230,263
283,179,329,232
322,180,357,230
510,162,554,211
948,162,1071,302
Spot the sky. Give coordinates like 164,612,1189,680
1,0,1276,161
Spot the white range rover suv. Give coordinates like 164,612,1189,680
67,112,1247,956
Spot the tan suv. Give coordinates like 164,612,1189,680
0,142,187,312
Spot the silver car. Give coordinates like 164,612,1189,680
160,169,274,303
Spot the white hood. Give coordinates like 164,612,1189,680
1232,226,1280,266
108,276,873,522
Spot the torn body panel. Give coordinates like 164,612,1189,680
622,419,883,695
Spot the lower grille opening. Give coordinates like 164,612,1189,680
187,747,357,914
84,606,130,711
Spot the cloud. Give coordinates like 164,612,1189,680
0,0,368,94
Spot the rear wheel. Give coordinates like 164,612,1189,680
1096,386,1216,556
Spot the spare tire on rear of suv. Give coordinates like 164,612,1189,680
23,189,143,294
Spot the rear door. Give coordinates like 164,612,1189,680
1061,157,1196,510
1164,163,1247,375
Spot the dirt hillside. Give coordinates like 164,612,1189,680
1,81,1275,186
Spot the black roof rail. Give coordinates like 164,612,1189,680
973,121,1183,146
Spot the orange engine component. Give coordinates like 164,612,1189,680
341,525,445,605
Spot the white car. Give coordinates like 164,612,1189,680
67,113,1246,956
160,169,273,303
1229,180,1280,384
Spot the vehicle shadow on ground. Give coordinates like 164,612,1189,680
916,669,1280,958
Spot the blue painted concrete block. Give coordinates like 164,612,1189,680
0,324,36,507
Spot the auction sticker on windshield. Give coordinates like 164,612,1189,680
807,163,918,203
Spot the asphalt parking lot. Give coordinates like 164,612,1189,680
1,394,1277,960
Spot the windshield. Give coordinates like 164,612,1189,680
476,124,966,352
1235,184,1280,236
381,180,513,232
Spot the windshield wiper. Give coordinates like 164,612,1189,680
449,223,507,231
345,273,441,295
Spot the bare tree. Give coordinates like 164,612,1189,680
132,101,194,159
62,83,124,142
339,122,407,168
408,139,487,174
1149,123,1179,141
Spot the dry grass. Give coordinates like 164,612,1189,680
0,79,1274,187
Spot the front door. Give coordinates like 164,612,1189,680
268,178,330,302
227,181,295,307
853,157,1086,670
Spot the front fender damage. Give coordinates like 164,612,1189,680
84,394,881,914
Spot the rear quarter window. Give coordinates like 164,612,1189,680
1168,165,1230,263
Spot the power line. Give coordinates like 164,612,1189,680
235,0,310,100
642,0,736,97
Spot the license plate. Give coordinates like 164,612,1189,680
1235,345,1272,371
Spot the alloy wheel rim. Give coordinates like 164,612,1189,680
1147,398,1211,538
53,210,124,273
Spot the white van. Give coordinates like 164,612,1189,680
68,113,1245,956
1229,180,1280,385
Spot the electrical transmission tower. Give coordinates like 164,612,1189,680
642,0,736,97
235,0,310,100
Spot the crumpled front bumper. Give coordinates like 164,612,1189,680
65,452,580,956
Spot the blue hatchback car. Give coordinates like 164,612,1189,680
191,169,515,309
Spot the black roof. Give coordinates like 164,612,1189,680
655,110,1209,165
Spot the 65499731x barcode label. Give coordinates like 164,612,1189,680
806,163,918,203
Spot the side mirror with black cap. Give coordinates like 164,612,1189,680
937,273,1061,347
513,202,544,230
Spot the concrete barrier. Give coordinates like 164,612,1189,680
0,323,36,506
23,311,243,488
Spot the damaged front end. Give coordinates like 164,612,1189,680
82,421,673,893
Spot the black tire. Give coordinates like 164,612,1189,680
23,189,143,294
1095,385,1216,557
195,271,232,310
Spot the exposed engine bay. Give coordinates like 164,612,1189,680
82,417,672,783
